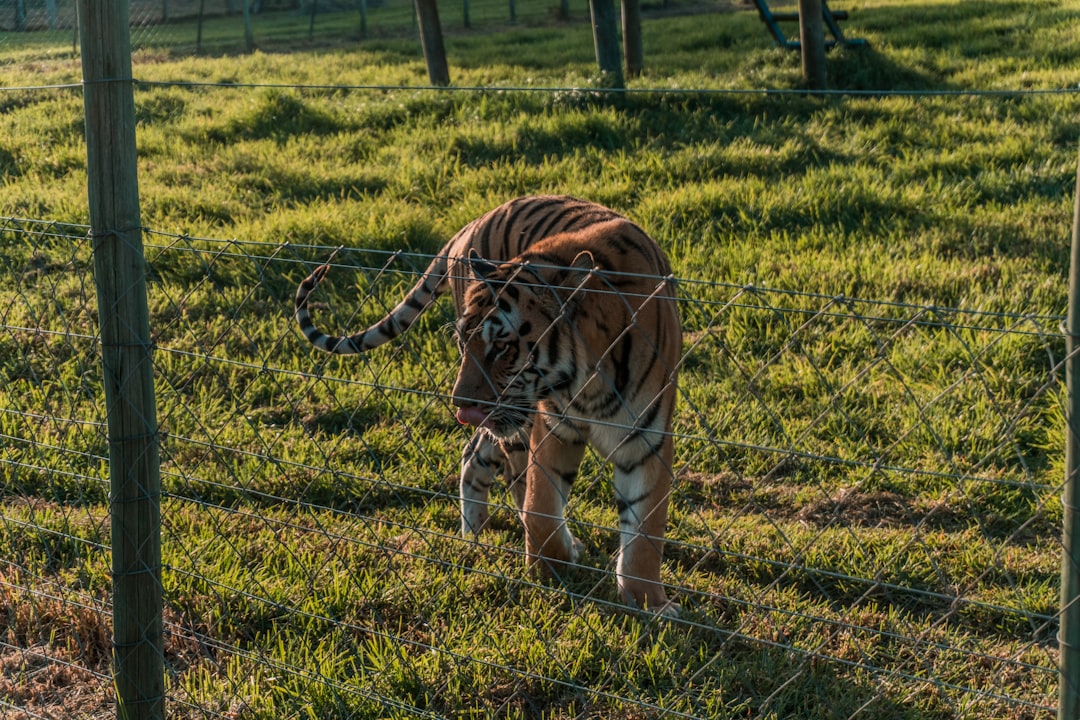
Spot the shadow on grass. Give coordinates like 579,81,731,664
853,0,1080,63
823,43,945,93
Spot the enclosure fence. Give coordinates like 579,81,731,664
1,0,707,53
1,1,1077,719
0,212,1067,717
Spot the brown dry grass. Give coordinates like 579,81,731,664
0,569,113,720
1,564,221,719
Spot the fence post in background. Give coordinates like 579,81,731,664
1060,147,1080,720
77,2,164,720
243,0,254,52
415,0,450,86
622,0,643,78
589,0,624,89
797,0,826,90
196,0,205,52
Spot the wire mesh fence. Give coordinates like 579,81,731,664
0,213,1063,718
0,0,721,53
3,0,1077,714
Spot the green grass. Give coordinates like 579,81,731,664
1,1,1077,717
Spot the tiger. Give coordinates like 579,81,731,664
295,195,682,615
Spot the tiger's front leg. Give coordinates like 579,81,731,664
459,431,500,535
614,439,679,616
522,420,585,575
459,431,528,535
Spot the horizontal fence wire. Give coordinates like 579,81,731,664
0,215,1065,718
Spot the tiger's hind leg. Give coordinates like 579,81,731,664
613,439,679,616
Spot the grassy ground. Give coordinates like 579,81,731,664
1,0,1077,717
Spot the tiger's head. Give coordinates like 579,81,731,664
451,249,595,439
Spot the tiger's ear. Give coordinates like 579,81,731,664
567,250,597,287
571,250,596,272
557,250,597,311
467,248,499,281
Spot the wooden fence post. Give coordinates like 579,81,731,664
243,0,254,52
589,0,623,88
77,2,164,719
798,0,826,90
197,0,205,52
1060,146,1080,720
622,0,643,79
415,0,450,86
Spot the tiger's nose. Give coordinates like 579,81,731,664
451,393,479,411
451,362,494,408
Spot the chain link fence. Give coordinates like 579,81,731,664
0,213,1063,718
0,0,1073,716
1,0,722,53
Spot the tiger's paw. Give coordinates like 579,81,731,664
618,580,679,618
525,529,582,579
460,505,490,536
654,600,682,618
569,535,583,564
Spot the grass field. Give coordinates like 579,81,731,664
1,0,1078,717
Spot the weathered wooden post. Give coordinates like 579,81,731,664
1060,146,1080,720
798,0,826,89
243,0,254,52
589,0,623,89
197,0,206,52
622,0,643,79
77,1,164,719
415,0,450,86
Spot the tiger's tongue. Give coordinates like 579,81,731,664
456,406,489,427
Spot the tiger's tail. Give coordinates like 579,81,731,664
294,254,450,354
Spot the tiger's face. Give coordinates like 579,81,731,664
450,258,566,439
451,284,545,438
